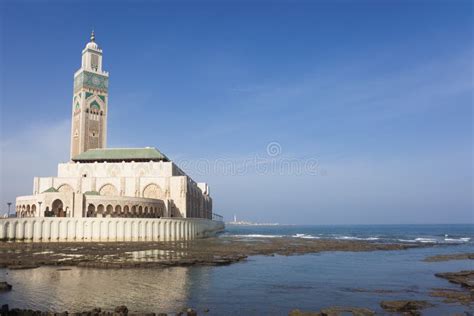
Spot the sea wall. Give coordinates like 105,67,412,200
0,217,224,242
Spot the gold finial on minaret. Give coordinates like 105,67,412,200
90,30,95,42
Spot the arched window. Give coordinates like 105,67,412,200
99,184,118,196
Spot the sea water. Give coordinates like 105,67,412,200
0,224,473,315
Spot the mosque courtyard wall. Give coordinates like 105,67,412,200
0,217,224,242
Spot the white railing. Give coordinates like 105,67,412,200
0,217,224,242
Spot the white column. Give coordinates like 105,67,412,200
159,219,165,241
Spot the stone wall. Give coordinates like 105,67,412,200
0,218,224,242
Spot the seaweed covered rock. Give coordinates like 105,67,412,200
0,282,12,292
380,300,432,315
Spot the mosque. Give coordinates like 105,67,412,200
0,32,224,242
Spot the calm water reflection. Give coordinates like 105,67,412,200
0,266,208,314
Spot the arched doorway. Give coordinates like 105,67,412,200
106,205,113,217
97,204,105,217
51,199,65,217
115,205,122,217
87,204,95,217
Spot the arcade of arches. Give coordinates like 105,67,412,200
17,198,166,219
16,204,37,218
86,202,165,218
16,199,69,218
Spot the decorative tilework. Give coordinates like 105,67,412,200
90,100,100,110
74,71,109,92
86,92,94,99
98,95,106,102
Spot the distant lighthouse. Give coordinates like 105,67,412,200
234,214,237,223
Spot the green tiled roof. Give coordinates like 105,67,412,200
43,187,58,193
84,191,100,195
72,147,169,162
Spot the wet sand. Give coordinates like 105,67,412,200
0,236,423,269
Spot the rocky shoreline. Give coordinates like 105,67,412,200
0,237,424,269
423,253,474,262
0,305,203,316
1,238,472,315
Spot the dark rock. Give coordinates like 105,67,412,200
380,300,433,315
320,306,375,316
430,288,473,305
423,253,474,262
114,306,128,314
0,281,12,292
288,309,321,316
1,304,9,313
7,264,39,270
88,308,101,316
186,308,197,316
289,307,375,316
203,308,210,313
435,270,474,289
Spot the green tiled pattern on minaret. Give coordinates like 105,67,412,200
74,71,109,92
90,100,100,110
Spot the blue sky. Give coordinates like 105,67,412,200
0,0,472,224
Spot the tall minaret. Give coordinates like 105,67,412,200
70,31,109,159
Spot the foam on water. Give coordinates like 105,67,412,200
335,236,380,241
444,237,471,243
293,234,320,239
228,234,284,238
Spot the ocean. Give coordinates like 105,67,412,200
223,223,473,244
0,224,473,315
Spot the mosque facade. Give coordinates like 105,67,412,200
0,32,223,242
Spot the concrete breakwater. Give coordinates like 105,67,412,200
0,217,224,242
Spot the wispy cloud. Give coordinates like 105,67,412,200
0,119,69,215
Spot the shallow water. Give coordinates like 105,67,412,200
0,225,473,315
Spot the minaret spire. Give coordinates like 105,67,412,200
90,30,95,42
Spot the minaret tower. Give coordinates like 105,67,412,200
70,31,109,159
